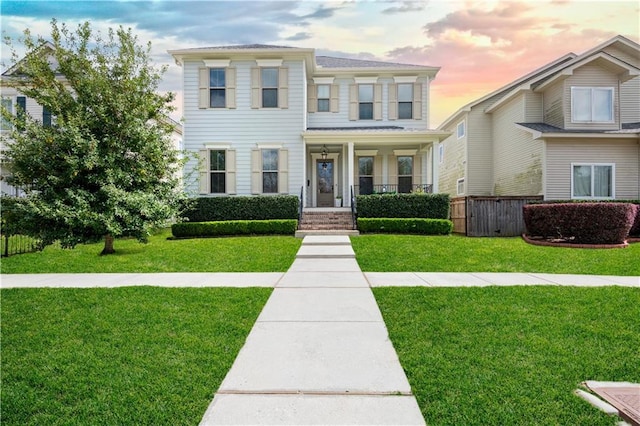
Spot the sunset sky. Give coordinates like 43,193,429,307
1,0,638,127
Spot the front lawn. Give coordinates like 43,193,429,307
374,286,640,425
352,234,639,275
0,287,271,425
0,229,301,273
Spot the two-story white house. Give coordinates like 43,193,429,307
437,35,640,201
168,44,449,207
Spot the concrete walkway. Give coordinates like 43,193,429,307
199,235,425,425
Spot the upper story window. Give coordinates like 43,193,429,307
43,106,52,127
199,66,236,109
457,120,465,139
261,68,279,108
398,84,413,119
209,68,226,108
317,84,330,112
358,84,374,120
572,163,614,199
571,87,614,123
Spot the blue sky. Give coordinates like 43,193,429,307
1,0,638,126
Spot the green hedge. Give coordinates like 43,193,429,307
183,196,299,222
356,193,450,219
171,219,297,238
357,218,453,235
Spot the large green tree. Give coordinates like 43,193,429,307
1,20,186,255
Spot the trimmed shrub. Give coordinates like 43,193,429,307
171,219,297,238
356,193,450,219
182,196,299,222
523,203,635,244
357,218,453,235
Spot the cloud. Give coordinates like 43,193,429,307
382,0,428,15
302,5,342,20
285,32,312,41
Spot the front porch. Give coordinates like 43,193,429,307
301,127,449,208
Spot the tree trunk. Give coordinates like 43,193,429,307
101,233,115,255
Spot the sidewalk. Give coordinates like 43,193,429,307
199,235,425,425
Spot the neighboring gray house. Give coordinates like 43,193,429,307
437,35,640,201
168,44,449,207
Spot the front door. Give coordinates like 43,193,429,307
317,160,334,207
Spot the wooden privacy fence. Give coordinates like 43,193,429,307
450,196,544,237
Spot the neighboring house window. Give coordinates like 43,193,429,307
209,68,226,108
398,156,413,193
43,106,52,127
571,87,614,122
397,83,413,119
358,156,374,195
317,84,330,112
1,99,12,130
262,149,278,193
571,163,614,199
209,150,226,193
457,120,465,139
457,178,465,195
16,96,26,131
261,68,279,108
358,84,373,120
438,144,444,164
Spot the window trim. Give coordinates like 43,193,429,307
570,87,614,123
438,144,444,164
1,98,13,130
397,155,414,193
209,68,226,109
570,162,615,199
456,178,465,196
261,68,279,109
208,149,226,194
358,84,374,120
397,83,413,120
261,148,279,193
317,84,330,112
456,120,465,139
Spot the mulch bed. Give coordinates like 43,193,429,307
522,234,634,249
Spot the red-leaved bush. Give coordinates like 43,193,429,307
523,203,636,244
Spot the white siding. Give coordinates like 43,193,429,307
620,77,640,124
466,104,494,195
438,120,466,196
182,59,306,195
307,77,429,129
545,139,639,200
524,91,543,122
492,94,543,195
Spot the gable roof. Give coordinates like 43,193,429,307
438,35,640,130
1,41,56,77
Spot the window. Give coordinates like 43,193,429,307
209,150,226,193
572,164,614,199
1,99,12,130
358,156,374,195
209,68,226,108
398,83,413,119
262,149,278,193
43,106,52,127
16,96,26,131
457,178,465,195
261,68,278,108
358,84,373,120
317,84,330,112
571,87,614,122
438,144,444,164
457,120,465,139
398,156,413,193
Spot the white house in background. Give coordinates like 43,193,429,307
437,35,640,200
168,44,449,207
0,44,183,196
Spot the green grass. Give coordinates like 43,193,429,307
0,287,271,425
0,229,301,273
374,286,640,425
352,234,640,275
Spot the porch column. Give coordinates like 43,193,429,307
431,144,439,193
347,142,354,206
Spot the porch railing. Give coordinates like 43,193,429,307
354,184,433,195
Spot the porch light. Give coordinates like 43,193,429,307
321,145,328,169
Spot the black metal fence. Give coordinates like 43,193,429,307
354,184,433,195
2,233,43,257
